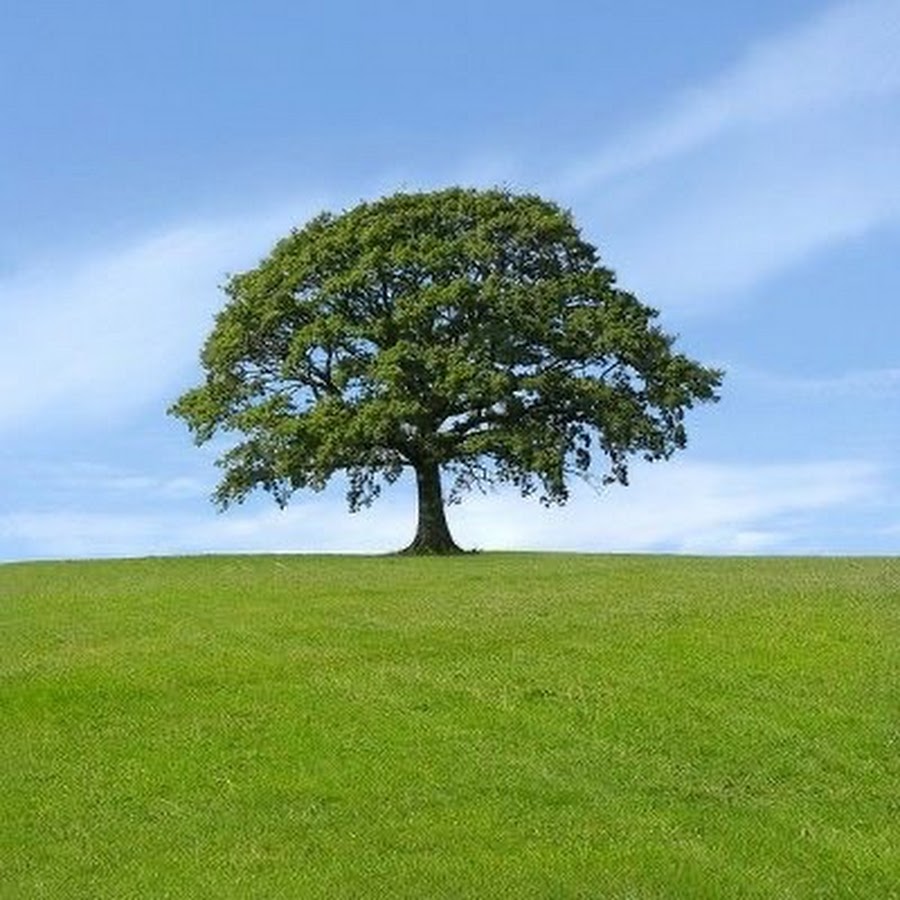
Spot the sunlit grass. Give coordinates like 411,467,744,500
1,554,898,897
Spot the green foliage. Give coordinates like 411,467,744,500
170,188,722,547
2,554,898,897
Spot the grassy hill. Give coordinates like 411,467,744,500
1,553,898,898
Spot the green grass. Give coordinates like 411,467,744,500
1,553,898,898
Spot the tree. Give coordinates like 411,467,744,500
170,187,722,554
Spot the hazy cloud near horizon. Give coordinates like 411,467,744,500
0,458,885,560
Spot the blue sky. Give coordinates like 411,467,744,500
1,0,898,559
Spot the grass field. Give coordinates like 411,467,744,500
1,553,898,898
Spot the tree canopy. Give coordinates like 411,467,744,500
170,187,722,553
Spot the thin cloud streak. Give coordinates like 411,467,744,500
553,0,900,311
565,0,900,187
731,364,900,397
606,141,900,311
0,201,325,436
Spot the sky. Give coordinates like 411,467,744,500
1,0,898,560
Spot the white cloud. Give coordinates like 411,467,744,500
0,459,881,561
0,200,326,436
34,462,209,499
0,498,406,561
558,0,900,310
450,459,881,554
604,122,900,309
0,161,513,440
731,364,900,397
566,0,900,187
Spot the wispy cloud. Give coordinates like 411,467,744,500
5,0,897,439
0,499,406,561
41,462,208,500
566,0,900,186
0,200,326,436
0,160,512,440
605,123,900,309
452,459,882,554
731,364,900,397
560,0,900,309
0,459,882,560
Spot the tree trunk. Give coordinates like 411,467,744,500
399,460,463,555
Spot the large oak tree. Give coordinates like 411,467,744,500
171,188,722,553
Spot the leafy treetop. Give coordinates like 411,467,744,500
171,187,722,553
